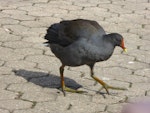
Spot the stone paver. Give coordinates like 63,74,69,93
0,90,18,100
0,109,9,113
0,100,32,111
0,34,21,42
0,0,150,113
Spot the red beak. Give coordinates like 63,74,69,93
121,39,127,52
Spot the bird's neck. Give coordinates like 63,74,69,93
102,34,116,47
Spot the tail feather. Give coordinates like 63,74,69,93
44,23,71,47
44,23,59,43
43,41,50,47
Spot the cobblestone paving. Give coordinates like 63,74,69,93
0,0,150,113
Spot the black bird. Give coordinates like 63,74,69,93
44,19,127,95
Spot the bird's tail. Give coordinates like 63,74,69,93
43,41,50,47
44,23,59,43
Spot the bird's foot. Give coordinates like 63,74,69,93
99,84,127,95
60,86,86,96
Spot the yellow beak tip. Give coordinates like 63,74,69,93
124,48,127,52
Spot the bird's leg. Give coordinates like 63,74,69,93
89,64,127,95
59,65,85,96
60,65,66,96
89,64,109,94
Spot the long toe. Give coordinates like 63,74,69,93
98,84,127,95
108,86,127,90
64,87,87,94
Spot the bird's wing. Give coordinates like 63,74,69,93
44,23,72,47
44,19,105,47
61,19,106,40
87,20,106,35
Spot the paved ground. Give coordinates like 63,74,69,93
0,0,150,113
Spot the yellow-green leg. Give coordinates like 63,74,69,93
89,64,127,94
59,65,85,96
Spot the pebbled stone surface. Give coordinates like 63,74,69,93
0,0,149,113
0,100,32,111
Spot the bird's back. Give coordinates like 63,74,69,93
44,19,106,47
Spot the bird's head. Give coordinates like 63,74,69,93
110,33,127,52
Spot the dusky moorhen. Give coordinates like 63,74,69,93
44,19,127,95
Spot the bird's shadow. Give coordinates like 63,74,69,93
13,69,82,90
13,69,109,97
